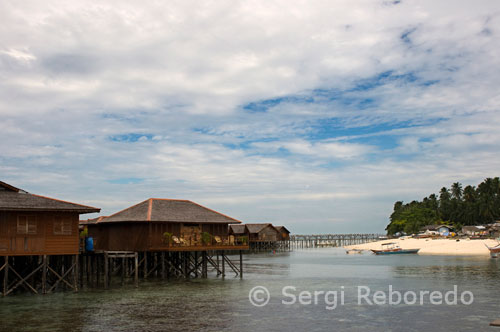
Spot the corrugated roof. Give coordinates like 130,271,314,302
0,181,100,214
245,223,274,234
98,198,242,224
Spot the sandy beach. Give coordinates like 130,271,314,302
345,238,500,256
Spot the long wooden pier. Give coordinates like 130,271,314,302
290,234,384,249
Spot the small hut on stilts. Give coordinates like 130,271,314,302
0,181,100,295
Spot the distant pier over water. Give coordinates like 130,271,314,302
290,234,384,248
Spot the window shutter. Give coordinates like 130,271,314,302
17,216,27,234
54,216,72,235
54,216,62,235
27,216,37,234
62,219,72,235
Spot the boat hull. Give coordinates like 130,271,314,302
371,249,420,255
485,244,500,258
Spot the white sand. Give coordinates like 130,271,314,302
345,238,500,256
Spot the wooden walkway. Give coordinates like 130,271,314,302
290,233,384,248
249,240,291,252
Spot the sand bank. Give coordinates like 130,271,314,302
345,238,500,256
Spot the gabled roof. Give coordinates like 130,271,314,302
245,223,275,234
420,224,453,231
229,224,247,234
274,225,290,234
97,198,242,224
0,181,24,193
0,181,100,214
80,216,107,225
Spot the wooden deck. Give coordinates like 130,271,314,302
149,245,249,252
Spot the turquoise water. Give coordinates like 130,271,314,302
1,248,500,331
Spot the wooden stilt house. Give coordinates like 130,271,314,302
87,198,249,251
274,226,291,241
0,181,99,295
0,181,100,255
229,224,248,236
246,223,279,242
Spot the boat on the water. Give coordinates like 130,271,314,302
371,242,420,255
346,249,364,254
485,243,500,258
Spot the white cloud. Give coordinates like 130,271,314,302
1,0,500,233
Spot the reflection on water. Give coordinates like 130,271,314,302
1,249,500,332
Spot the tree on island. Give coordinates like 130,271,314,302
385,177,500,236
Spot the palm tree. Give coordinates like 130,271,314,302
451,182,463,200
439,187,452,221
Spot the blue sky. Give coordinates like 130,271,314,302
1,0,500,233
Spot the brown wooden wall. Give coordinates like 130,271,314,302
88,223,149,252
278,230,290,241
88,222,231,251
0,211,80,256
249,225,279,242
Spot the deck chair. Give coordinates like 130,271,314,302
214,236,222,244
179,237,188,246
172,236,181,245
229,235,235,245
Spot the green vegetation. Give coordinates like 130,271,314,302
163,232,173,245
79,227,88,238
238,235,248,245
201,232,212,245
386,177,500,236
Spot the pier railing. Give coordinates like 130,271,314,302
151,234,249,250
290,233,385,248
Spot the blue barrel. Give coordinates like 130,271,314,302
85,237,94,252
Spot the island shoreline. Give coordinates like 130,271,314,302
345,238,499,256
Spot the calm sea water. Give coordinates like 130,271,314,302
1,248,500,332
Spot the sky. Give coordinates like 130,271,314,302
1,0,500,234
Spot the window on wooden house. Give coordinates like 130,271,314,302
17,216,37,234
53,216,72,235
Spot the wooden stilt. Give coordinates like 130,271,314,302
42,255,47,294
79,254,84,289
61,257,66,291
6,263,42,295
74,255,79,292
161,252,165,279
221,251,225,278
3,256,8,296
194,252,198,278
134,252,139,287
95,255,100,288
46,264,76,293
216,253,220,276
202,251,207,278
154,253,158,277
104,252,109,289
143,252,148,279
86,256,91,286
239,250,243,279
121,257,125,285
